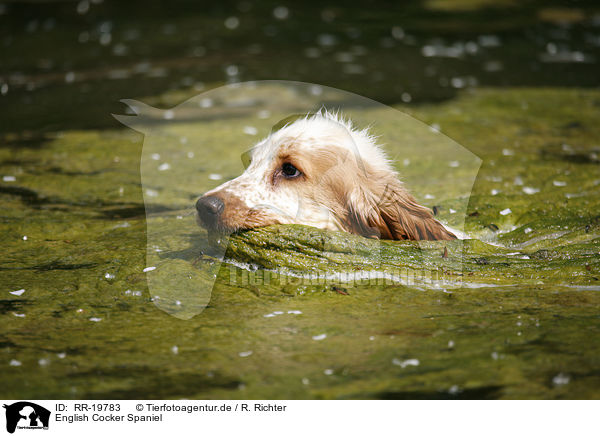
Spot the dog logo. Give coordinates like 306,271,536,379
3,402,50,434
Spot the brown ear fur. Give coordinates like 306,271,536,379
345,172,456,241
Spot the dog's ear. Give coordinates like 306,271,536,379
345,178,456,241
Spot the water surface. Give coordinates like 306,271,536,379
1,0,599,399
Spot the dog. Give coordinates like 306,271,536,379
196,111,456,241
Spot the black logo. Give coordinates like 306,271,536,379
3,402,50,434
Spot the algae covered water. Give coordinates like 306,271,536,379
2,85,599,399
1,1,600,399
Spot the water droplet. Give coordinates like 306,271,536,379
76,0,89,14
273,6,289,20
224,17,240,30
391,26,404,40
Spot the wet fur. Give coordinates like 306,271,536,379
197,111,456,241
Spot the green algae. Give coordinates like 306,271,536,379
1,86,600,399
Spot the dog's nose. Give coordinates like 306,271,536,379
195,195,224,227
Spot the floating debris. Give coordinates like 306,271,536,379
89,317,102,322
312,334,327,341
514,176,524,186
112,222,131,229
478,34,501,47
392,358,420,368
332,286,349,295
9,289,25,296
500,208,512,216
552,373,570,386
143,266,156,272
9,360,22,367
200,98,213,108
317,34,337,47
239,351,253,357
448,385,462,395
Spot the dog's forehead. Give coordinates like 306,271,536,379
250,117,357,161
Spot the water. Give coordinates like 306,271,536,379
1,0,600,399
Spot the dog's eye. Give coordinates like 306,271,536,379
281,162,301,178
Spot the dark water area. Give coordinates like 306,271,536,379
1,0,600,133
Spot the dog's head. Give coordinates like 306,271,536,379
196,111,455,240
